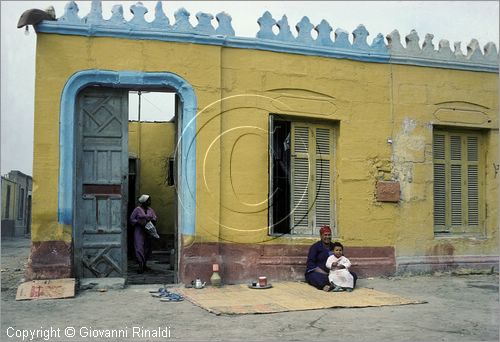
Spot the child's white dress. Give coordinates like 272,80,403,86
325,255,354,289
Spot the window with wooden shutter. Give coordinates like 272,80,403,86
269,117,335,235
433,129,483,234
290,125,310,234
314,127,333,235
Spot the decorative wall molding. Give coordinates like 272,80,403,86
34,1,498,72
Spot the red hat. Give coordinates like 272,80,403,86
319,225,331,235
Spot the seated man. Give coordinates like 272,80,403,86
305,225,357,291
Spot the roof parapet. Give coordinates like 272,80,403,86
57,1,236,36
387,29,498,65
33,1,498,72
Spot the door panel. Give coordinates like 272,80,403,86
75,88,128,279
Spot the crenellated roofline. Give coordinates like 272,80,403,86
34,1,499,73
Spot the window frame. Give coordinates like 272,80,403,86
18,187,25,220
5,184,11,219
269,115,337,236
432,127,485,235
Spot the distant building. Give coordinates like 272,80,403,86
1,170,32,237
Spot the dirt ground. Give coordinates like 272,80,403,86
1,237,499,342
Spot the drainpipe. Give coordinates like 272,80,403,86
138,91,142,194
138,90,142,154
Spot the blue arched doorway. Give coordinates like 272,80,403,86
58,70,197,281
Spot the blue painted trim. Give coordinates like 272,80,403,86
388,55,497,73
225,36,390,64
58,70,197,238
37,22,390,64
36,21,498,73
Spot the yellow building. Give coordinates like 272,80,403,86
24,2,498,284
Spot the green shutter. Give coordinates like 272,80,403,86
467,136,478,161
292,157,310,232
433,134,446,230
433,134,446,159
315,128,330,155
450,164,462,226
314,127,333,234
467,165,479,226
291,125,310,234
433,130,483,234
450,135,462,160
315,159,331,229
294,126,309,153
467,136,479,226
449,135,463,226
433,164,446,228
290,123,335,235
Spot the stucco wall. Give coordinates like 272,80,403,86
31,33,498,280
214,48,499,258
214,49,396,247
389,65,498,268
128,121,176,236
31,34,222,243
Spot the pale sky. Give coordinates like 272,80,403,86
1,1,499,176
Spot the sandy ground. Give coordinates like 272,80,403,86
1,237,498,342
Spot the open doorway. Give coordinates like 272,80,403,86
126,90,178,284
62,70,196,286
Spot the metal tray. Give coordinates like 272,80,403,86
248,284,273,289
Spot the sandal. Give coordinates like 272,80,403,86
149,287,167,293
151,288,170,298
159,293,184,302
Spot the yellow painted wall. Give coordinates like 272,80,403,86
389,65,498,257
128,121,176,236
32,33,498,260
32,34,222,243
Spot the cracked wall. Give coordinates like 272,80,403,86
389,64,498,260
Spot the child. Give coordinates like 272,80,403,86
325,242,354,292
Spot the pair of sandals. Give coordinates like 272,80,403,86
150,287,184,302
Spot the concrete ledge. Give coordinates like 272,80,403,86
396,255,499,275
180,242,395,283
79,278,126,290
